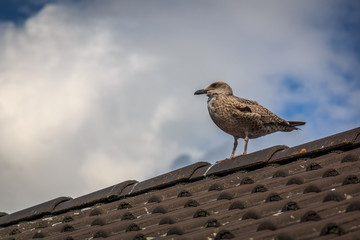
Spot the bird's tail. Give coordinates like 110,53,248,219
288,121,306,127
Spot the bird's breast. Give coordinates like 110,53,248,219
207,96,220,118
207,96,244,136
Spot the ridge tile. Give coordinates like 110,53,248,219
0,197,70,227
205,145,287,176
269,127,360,163
128,162,210,195
53,180,137,214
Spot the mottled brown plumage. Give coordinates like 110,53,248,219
195,82,305,161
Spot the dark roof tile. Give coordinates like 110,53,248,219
251,184,268,193
9,228,21,235
117,201,133,210
91,218,106,226
342,174,359,185
215,229,235,239
129,162,209,195
242,210,260,220
126,223,141,232
193,209,210,218
121,211,136,220
93,229,108,238
89,208,103,216
208,183,224,191
228,201,245,210
257,220,277,231
323,192,346,202
346,201,360,212
184,199,200,208
0,197,70,227
205,145,288,176
147,195,162,203
32,230,46,239
269,127,360,163
151,205,167,214
306,162,322,171
177,189,192,197
320,222,345,236
217,191,234,200
281,201,300,211
273,170,288,178
166,226,184,235
53,180,136,214
240,176,255,185
341,152,360,162
303,184,322,193
188,165,210,181
322,168,340,177
159,216,176,225
300,210,322,222
61,224,75,232
354,132,360,144
286,176,304,185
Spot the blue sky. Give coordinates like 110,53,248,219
0,0,51,24
0,0,359,213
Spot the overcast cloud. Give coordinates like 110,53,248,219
0,0,359,213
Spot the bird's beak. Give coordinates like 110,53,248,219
194,89,207,95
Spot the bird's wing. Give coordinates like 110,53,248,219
229,97,262,119
233,96,259,105
231,96,287,124
251,104,288,125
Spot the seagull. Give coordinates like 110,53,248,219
194,82,305,162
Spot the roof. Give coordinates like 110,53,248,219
1,127,360,240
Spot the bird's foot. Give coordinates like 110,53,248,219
216,154,244,163
216,158,230,163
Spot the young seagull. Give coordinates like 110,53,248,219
195,82,305,162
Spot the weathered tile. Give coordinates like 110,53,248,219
0,197,70,227
205,145,287,176
188,165,210,180
269,127,360,163
129,162,210,195
53,180,137,214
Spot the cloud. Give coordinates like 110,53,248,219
0,0,359,213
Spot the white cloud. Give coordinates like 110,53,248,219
79,150,145,189
0,0,359,213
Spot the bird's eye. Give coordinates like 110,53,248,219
211,83,218,88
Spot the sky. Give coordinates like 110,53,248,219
0,0,359,213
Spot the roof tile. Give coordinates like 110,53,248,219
269,127,360,163
205,145,288,176
128,162,210,195
0,197,70,227
188,165,210,180
53,180,136,214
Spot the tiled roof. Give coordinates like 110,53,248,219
1,127,360,240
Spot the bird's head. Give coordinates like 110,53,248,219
194,82,233,97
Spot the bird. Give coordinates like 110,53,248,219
194,82,305,162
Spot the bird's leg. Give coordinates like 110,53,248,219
216,137,239,163
230,137,238,158
216,136,250,163
243,136,249,155
230,136,248,158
